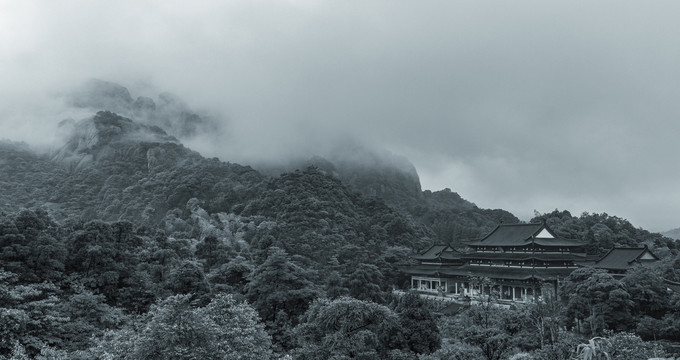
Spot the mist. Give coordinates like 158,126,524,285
2,1,680,231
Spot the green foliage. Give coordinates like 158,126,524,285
395,292,441,355
0,210,66,283
56,290,125,351
562,267,634,335
574,332,669,360
4,116,680,358
515,292,565,350
246,247,322,350
443,303,517,360
414,190,519,246
531,209,679,255
575,337,611,360
165,259,210,298
89,294,273,360
417,340,484,360
621,265,671,319
344,263,387,303
293,297,404,360
243,167,430,268
528,330,580,360
246,247,321,324
207,255,254,294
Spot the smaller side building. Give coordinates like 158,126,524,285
591,245,660,276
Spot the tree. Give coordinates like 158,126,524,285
394,292,441,354
344,263,387,303
574,337,610,360
418,340,485,360
195,235,230,272
246,247,320,324
0,276,69,356
574,332,669,360
443,299,516,360
294,297,403,359
90,294,273,360
245,247,321,349
199,294,273,360
56,290,125,351
620,265,671,319
207,255,254,294
165,260,210,298
562,267,633,335
127,295,222,359
517,289,563,349
0,210,66,283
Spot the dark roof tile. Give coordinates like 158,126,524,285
594,246,659,270
467,223,584,247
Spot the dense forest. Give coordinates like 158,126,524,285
2,86,680,359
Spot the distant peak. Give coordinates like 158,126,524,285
51,111,179,170
69,79,134,113
66,79,222,140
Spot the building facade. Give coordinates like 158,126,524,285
403,223,588,302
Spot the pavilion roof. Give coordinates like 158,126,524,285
594,246,660,270
414,245,461,261
466,223,584,248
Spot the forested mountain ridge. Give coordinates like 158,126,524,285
0,107,445,357
531,209,678,257
2,82,680,358
2,110,264,226
258,146,518,246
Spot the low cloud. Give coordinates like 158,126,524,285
2,1,680,231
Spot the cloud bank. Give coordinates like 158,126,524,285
2,0,680,231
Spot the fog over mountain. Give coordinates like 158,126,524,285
2,1,680,231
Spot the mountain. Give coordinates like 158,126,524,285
68,79,221,139
663,227,680,240
257,144,423,210
3,82,680,359
2,111,263,226
1,109,438,280
255,144,518,246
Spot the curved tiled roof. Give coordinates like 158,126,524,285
594,246,659,270
467,223,584,247
414,244,462,261
414,245,449,260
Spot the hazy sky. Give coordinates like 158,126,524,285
2,1,680,232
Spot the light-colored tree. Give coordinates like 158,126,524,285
575,337,610,360
87,294,273,360
294,297,402,359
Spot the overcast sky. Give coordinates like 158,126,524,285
2,1,680,232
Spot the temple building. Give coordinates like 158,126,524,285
403,223,588,302
591,245,659,276
403,223,664,302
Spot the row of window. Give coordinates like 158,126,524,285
470,259,574,267
476,247,573,253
